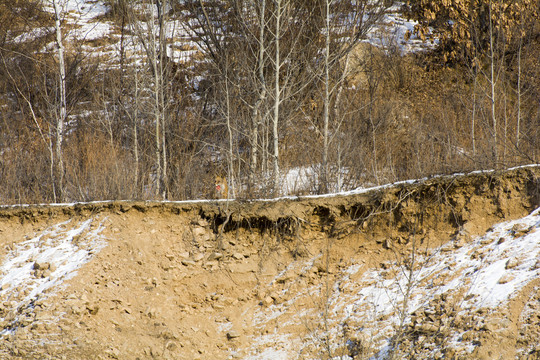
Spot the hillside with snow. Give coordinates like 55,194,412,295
39,0,432,63
4,0,485,205
0,166,539,359
1,1,539,359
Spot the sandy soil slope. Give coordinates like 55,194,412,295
0,166,539,359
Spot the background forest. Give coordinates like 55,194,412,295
0,0,538,204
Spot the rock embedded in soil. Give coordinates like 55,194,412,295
226,330,240,340
207,252,223,261
505,258,520,269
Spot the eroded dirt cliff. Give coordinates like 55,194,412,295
0,166,539,359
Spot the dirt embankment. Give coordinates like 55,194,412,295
0,166,539,359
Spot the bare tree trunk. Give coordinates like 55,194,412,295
249,0,267,191
368,69,379,185
225,69,235,199
132,63,141,196
158,0,168,199
52,0,66,202
516,28,522,149
262,114,269,175
471,67,477,156
488,0,498,166
272,0,282,197
318,0,390,192
147,1,162,197
146,0,170,199
321,0,331,194
127,0,172,198
503,81,508,163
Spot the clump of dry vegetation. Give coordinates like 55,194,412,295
0,0,538,204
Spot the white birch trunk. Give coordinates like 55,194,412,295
489,0,498,165
158,0,168,199
249,0,267,189
148,0,163,198
272,0,282,196
52,0,66,202
321,0,331,194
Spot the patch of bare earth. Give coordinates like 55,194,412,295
0,166,539,359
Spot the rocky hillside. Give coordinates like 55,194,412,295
0,166,539,359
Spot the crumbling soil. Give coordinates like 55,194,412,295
0,166,539,359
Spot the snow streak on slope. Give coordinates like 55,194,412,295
0,217,108,335
42,0,110,41
244,207,540,359
365,3,438,53
36,0,433,69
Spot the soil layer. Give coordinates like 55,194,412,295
0,166,539,359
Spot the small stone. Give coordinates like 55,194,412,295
203,261,219,270
498,274,514,284
71,305,84,315
33,262,50,271
193,226,211,241
226,330,240,340
192,253,204,262
181,259,196,266
480,237,494,245
505,258,520,270
207,252,223,261
418,323,438,333
276,268,297,283
87,304,99,315
197,218,209,227
232,253,244,260
145,307,157,318
192,227,207,237
383,239,393,250
511,224,529,237
263,296,273,306
445,348,456,358
312,259,327,273
106,348,120,359
160,329,178,340
482,318,510,333
454,236,467,249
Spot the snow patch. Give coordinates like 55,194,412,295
243,207,540,358
0,217,108,335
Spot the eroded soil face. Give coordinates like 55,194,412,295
0,167,539,359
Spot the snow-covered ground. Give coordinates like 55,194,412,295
36,0,434,68
42,0,110,42
365,3,437,53
0,217,108,335
244,206,540,359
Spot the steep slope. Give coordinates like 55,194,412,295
0,166,539,359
